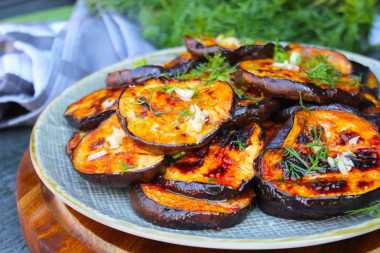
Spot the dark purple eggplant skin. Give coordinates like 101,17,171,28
116,89,235,155
64,110,115,131
184,35,274,63
235,67,362,107
350,60,370,85
73,158,167,187
130,184,254,229
255,104,380,219
155,176,252,201
105,65,165,88
255,178,380,220
226,98,282,128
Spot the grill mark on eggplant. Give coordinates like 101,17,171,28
357,181,374,188
88,138,105,151
171,146,210,172
307,180,348,193
217,127,254,149
351,149,380,169
204,152,233,178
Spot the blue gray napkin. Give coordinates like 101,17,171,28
0,0,154,128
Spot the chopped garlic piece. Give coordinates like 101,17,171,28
189,104,205,133
109,145,120,149
106,127,127,147
336,156,348,176
348,136,360,145
174,88,194,101
327,157,336,168
102,99,115,109
272,60,300,71
87,150,107,161
215,35,241,48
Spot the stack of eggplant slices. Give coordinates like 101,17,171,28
64,35,380,230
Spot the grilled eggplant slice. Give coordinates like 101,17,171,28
236,45,364,106
117,78,234,155
184,35,274,63
71,114,165,186
156,122,264,200
66,130,87,158
256,104,380,219
105,60,201,88
359,92,380,127
164,52,195,68
64,88,123,130
227,88,281,128
363,71,379,97
130,183,255,230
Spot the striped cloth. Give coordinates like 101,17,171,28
0,0,154,128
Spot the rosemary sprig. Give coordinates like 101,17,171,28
174,107,193,128
117,162,136,175
345,203,380,218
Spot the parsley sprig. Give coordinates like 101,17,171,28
345,202,380,218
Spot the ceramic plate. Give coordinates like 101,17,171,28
30,46,380,250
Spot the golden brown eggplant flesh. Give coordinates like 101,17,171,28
64,88,123,130
359,92,380,127
71,114,165,187
256,104,380,219
66,130,87,158
156,122,264,200
130,183,255,230
236,58,362,107
117,78,234,155
184,35,274,63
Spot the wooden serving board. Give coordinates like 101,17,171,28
16,149,380,253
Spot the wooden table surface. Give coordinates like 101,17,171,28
16,149,380,253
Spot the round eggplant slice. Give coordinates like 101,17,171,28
71,114,165,187
105,60,202,89
156,122,264,200
184,35,274,63
236,54,362,107
226,88,282,128
130,184,255,230
163,52,195,68
256,104,380,219
117,78,234,155
64,88,123,130
363,71,379,97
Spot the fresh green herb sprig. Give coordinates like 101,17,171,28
232,137,246,150
133,59,147,68
174,107,193,128
273,39,288,63
304,54,342,88
157,83,178,96
208,178,216,183
133,96,173,115
230,85,263,102
186,53,236,85
172,151,186,159
274,176,299,185
282,126,329,179
298,90,310,112
345,202,380,218
117,162,136,175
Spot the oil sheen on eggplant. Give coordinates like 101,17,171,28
256,104,380,219
130,183,255,230
64,88,123,130
117,78,234,155
156,122,264,200
236,47,363,107
71,114,165,186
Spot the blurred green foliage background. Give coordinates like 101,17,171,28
85,0,379,53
